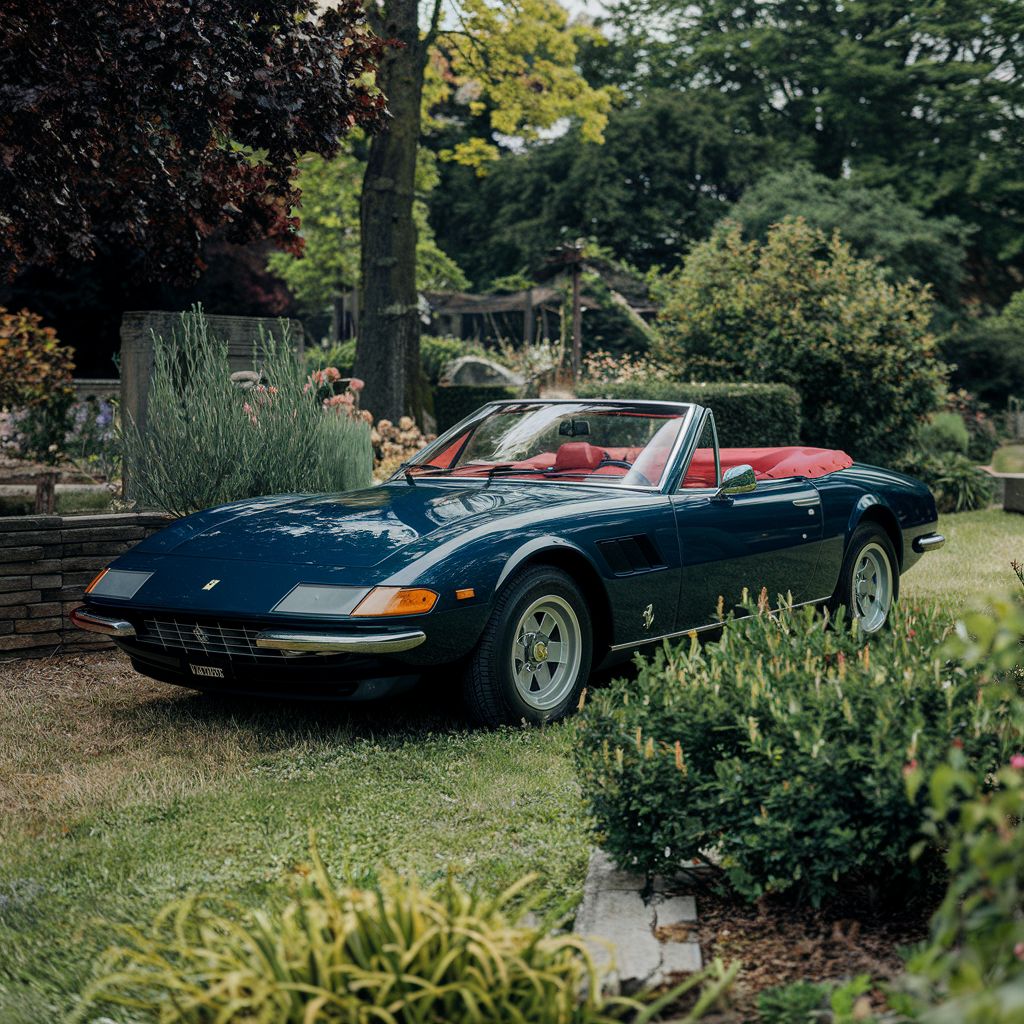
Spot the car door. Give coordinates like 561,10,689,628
670,412,826,630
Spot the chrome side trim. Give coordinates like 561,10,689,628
792,496,821,507
254,630,427,654
913,533,946,553
608,597,833,652
69,607,137,637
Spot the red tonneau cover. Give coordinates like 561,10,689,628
682,447,853,488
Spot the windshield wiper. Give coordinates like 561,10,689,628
481,465,548,488
399,464,455,486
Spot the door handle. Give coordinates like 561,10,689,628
791,496,820,507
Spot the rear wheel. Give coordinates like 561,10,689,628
831,523,899,635
463,566,592,726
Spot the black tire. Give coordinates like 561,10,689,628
463,565,593,726
829,522,899,634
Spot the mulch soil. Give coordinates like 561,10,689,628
677,887,935,1021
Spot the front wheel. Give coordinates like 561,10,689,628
830,523,899,635
463,565,593,726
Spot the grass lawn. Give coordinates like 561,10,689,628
900,507,1023,605
0,507,1021,1020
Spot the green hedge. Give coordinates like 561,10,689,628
575,380,801,447
574,601,1012,907
435,385,517,432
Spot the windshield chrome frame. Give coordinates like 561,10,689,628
395,399,701,494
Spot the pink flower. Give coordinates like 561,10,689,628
348,377,365,392
1011,754,1024,770
325,366,341,382
902,759,918,777
952,739,964,750
1016,943,1024,961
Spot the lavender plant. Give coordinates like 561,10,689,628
120,310,372,517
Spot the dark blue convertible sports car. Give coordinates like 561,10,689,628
72,399,944,725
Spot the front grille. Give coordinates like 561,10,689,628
138,618,284,662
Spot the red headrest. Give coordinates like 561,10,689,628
555,442,605,471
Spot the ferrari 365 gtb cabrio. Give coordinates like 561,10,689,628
72,399,944,725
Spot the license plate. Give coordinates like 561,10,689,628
189,663,225,679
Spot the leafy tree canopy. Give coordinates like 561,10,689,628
728,165,972,314
426,0,613,170
267,142,466,315
0,0,385,284
653,218,946,463
430,89,784,288
592,0,1024,298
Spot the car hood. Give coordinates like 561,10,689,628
133,482,599,569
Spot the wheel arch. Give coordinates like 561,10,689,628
495,539,613,662
849,498,903,569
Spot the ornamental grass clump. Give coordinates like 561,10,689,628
120,309,372,516
575,599,1018,907
78,841,737,1023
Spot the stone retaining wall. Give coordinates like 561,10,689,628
0,512,169,661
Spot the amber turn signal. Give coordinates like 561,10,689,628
351,587,438,617
455,588,475,600
84,568,109,594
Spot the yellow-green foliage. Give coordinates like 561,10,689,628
432,0,613,171
652,217,946,464
79,841,737,1023
0,305,74,409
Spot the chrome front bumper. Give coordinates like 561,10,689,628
913,533,946,553
69,607,136,636
254,630,426,654
69,608,426,656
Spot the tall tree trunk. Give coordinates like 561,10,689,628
355,0,425,424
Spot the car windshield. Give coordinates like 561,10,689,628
407,402,692,489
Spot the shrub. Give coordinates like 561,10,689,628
0,306,76,461
942,318,1024,408
899,452,994,513
79,842,737,1023
121,310,372,517
574,600,1013,907
435,384,517,432
897,749,1024,1022
576,380,801,448
652,218,946,464
945,390,1001,464
0,306,75,410
917,411,970,455
307,336,484,386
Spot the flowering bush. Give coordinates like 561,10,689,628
372,415,434,479
580,348,671,387
574,599,1016,907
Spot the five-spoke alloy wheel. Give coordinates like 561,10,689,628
831,523,899,635
464,565,592,726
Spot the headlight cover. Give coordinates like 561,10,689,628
85,568,153,600
272,584,368,617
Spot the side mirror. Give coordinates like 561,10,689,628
716,464,756,499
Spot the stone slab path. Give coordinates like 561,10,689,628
574,848,704,992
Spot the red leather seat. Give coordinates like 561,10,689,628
555,442,607,471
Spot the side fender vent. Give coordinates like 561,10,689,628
597,535,666,576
